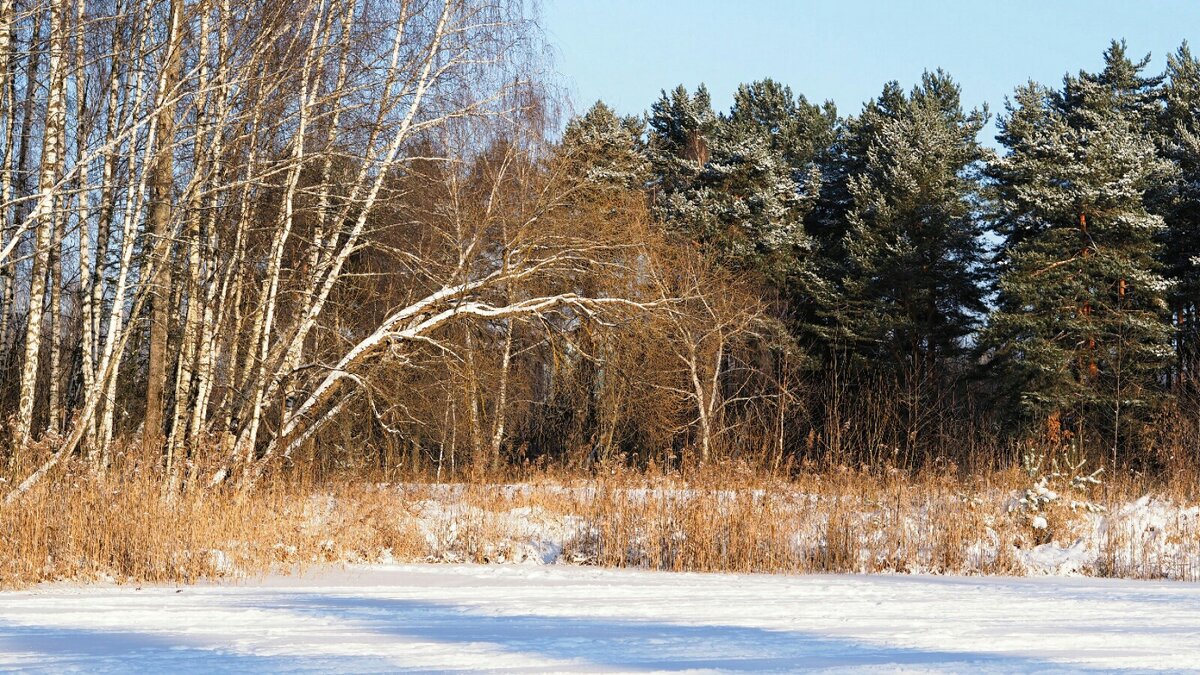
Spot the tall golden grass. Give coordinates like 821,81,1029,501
2,455,1198,589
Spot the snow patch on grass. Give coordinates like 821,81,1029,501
310,481,1200,580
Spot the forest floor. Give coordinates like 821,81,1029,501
3,562,1199,672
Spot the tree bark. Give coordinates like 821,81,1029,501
15,2,66,447
143,0,184,451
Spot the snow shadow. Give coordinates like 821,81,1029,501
0,622,398,674
280,593,1117,672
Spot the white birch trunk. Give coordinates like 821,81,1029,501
14,1,67,446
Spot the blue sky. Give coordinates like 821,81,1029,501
542,1,1200,145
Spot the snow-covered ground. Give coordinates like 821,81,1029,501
385,485,1200,578
2,564,1199,673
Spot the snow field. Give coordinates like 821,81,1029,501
3,563,1200,673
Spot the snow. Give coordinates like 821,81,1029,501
3,564,1200,673
1014,496,1200,579
369,483,1200,579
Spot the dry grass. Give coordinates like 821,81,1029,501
0,462,431,588
3,456,1199,589
554,465,1029,576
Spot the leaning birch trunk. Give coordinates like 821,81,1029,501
82,24,128,452
5,241,164,504
254,0,451,424
281,0,358,412
219,0,451,481
233,2,330,474
258,294,644,476
98,2,159,455
7,71,169,501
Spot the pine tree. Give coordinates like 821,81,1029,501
647,85,812,285
802,84,910,351
1157,43,1200,382
838,70,989,367
810,83,901,243
725,80,841,333
648,85,718,201
983,46,1173,458
726,78,837,180
559,100,649,193
1073,40,1163,130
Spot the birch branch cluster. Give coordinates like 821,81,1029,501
0,0,773,500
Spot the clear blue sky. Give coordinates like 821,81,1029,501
543,1,1200,145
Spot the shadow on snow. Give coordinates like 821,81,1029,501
279,592,1114,672
0,589,1129,673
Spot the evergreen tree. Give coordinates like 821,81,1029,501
983,46,1173,457
559,100,649,193
1157,43,1200,380
727,79,837,179
801,84,912,350
648,85,719,199
838,70,989,367
726,80,842,332
647,85,812,285
1073,40,1163,130
809,83,908,255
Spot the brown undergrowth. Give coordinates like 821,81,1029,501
2,456,1199,589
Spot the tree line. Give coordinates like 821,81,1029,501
567,39,1200,471
0,0,1195,495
